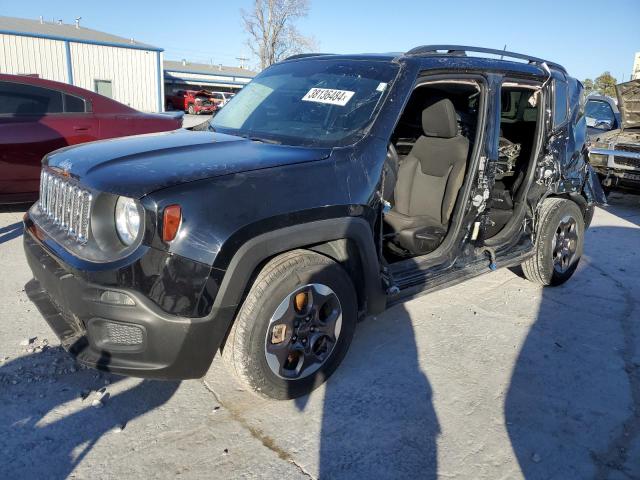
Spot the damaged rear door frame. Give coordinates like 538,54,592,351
385,69,550,305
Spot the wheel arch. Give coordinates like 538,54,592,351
212,217,387,320
544,193,594,228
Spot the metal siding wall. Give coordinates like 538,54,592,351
0,33,68,82
158,51,165,112
70,42,158,112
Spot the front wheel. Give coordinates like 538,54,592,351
522,198,585,286
187,104,195,115
222,250,357,399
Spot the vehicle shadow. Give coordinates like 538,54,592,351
0,221,24,244
290,289,440,478
0,345,180,479
505,221,640,477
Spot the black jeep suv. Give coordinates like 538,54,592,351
24,46,606,399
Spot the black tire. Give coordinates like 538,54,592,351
222,250,357,399
187,104,195,115
522,198,584,286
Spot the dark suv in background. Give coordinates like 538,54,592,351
23,46,605,399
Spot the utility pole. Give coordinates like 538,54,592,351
236,56,249,69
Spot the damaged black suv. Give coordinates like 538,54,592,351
24,46,606,399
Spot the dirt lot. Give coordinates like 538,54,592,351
1,193,639,479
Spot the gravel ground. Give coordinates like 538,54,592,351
0,192,639,479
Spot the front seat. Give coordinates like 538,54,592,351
385,98,470,255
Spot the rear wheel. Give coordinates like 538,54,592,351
522,198,584,286
222,250,357,399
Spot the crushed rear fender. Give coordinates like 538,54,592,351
583,163,607,206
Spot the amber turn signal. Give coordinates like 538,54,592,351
162,204,182,242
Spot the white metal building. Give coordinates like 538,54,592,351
633,52,640,80
0,16,163,112
164,60,256,95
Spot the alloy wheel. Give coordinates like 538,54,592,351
264,283,342,380
551,214,578,274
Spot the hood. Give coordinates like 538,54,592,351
45,129,331,198
589,125,640,147
616,79,640,130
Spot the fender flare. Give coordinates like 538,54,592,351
212,217,387,315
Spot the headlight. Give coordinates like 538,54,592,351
114,196,141,245
589,153,608,166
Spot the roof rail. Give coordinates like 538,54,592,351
284,53,334,61
405,45,566,73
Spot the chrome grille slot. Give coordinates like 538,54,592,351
38,171,92,243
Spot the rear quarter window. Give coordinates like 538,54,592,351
64,94,87,113
553,80,569,127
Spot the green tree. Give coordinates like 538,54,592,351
583,78,594,95
594,72,617,97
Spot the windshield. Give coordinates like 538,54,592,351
210,59,399,147
585,99,616,129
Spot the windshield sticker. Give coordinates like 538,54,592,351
376,82,388,92
302,88,355,106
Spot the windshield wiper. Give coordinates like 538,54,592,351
246,135,282,145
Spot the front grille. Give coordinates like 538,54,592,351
614,156,640,169
39,170,92,243
617,144,640,154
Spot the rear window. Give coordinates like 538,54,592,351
0,81,63,115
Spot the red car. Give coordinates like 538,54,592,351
166,90,218,115
0,74,183,204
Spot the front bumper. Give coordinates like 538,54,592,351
589,147,640,188
23,229,235,379
194,105,216,114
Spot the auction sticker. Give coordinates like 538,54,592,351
302,88,355,106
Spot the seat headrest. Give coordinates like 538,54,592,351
422,98,458,138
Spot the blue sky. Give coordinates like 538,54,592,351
3,0,639,81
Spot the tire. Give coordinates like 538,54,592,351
187,104,195,115
222,250,357,399
522,198,585,286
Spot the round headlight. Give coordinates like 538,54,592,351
114,196,141,246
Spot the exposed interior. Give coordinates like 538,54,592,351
485,83,540,238
382,79,540,263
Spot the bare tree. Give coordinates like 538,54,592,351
242,0,317,70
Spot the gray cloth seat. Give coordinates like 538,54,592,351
385,98,469,255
